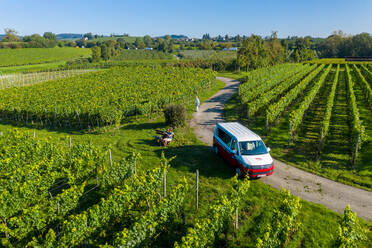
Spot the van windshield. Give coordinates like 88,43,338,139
239,140,267,155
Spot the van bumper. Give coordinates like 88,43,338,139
247,164,274,178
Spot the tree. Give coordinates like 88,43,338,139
265,31,286,65
202,33,211,40
91,46,101,62
83,33,93,40
156,38,166,52
143,35,152,47
117,38,127,49
238,35,269,71
43,32,56,40
200,40,212,50
2,28,20,42
134,37,145,49
100,44,110,60
351,33,372,57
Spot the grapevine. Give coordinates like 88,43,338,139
345,64,367,150
0,66,216,130
108,182,188,248
352,64,372,109
321,64,340,141
267,64,325,124
289,64,332,136
174,177,250,248
247,64,316,116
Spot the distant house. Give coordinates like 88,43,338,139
83,37,88,41
145,47,153,50
223,47,238,51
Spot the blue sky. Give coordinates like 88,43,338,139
1,0,371,38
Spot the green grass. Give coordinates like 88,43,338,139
0,47,91,67
307,58,372,65
114,49,174,60
0,74,370,246
0,61,66,74
221,66,372,190
179,50,237,60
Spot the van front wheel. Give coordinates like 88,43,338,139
236,168,241,177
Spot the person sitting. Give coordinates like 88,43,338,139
161,128,174,146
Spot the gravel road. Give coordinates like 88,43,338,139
191,76,372,221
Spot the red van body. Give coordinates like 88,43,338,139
213,122,274,178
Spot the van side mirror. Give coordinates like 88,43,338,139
267,147,271,152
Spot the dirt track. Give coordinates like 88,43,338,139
191,76,372,221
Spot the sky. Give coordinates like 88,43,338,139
1,0,371,38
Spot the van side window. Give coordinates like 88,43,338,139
217,128,232,145
230,139,238,152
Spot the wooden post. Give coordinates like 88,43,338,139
352,134,360,166
134,160,137,175
33,130,36,138
109,149,112,168
247,107,250,123
163,170,167,197
317,127,324,160
69,136,72,148
265,112,269,136
4,220,9,238
235,208,239,229
288,123,291,145
196,169,199,211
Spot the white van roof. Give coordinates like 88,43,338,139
217,122,261,142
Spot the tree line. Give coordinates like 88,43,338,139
316,30,372,58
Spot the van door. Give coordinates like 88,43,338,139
216,127,232,160
227,138,238,167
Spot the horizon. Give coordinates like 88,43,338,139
1,0,372,39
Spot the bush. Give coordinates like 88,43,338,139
163,104,186,128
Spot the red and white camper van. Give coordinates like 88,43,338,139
213,122,274,178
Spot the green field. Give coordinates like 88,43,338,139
0,61,66,74
0,47,91,67
114,49,174,60
0,66,215,130
222,63,372,190
89,35,140,43
179,50,237,60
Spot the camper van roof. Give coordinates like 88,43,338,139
217,122,261,142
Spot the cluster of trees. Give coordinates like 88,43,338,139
90,40,123,61
89,35,177,61
77,35,175,52
0,29,76,48
317,31,372,58
236,32,314,71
